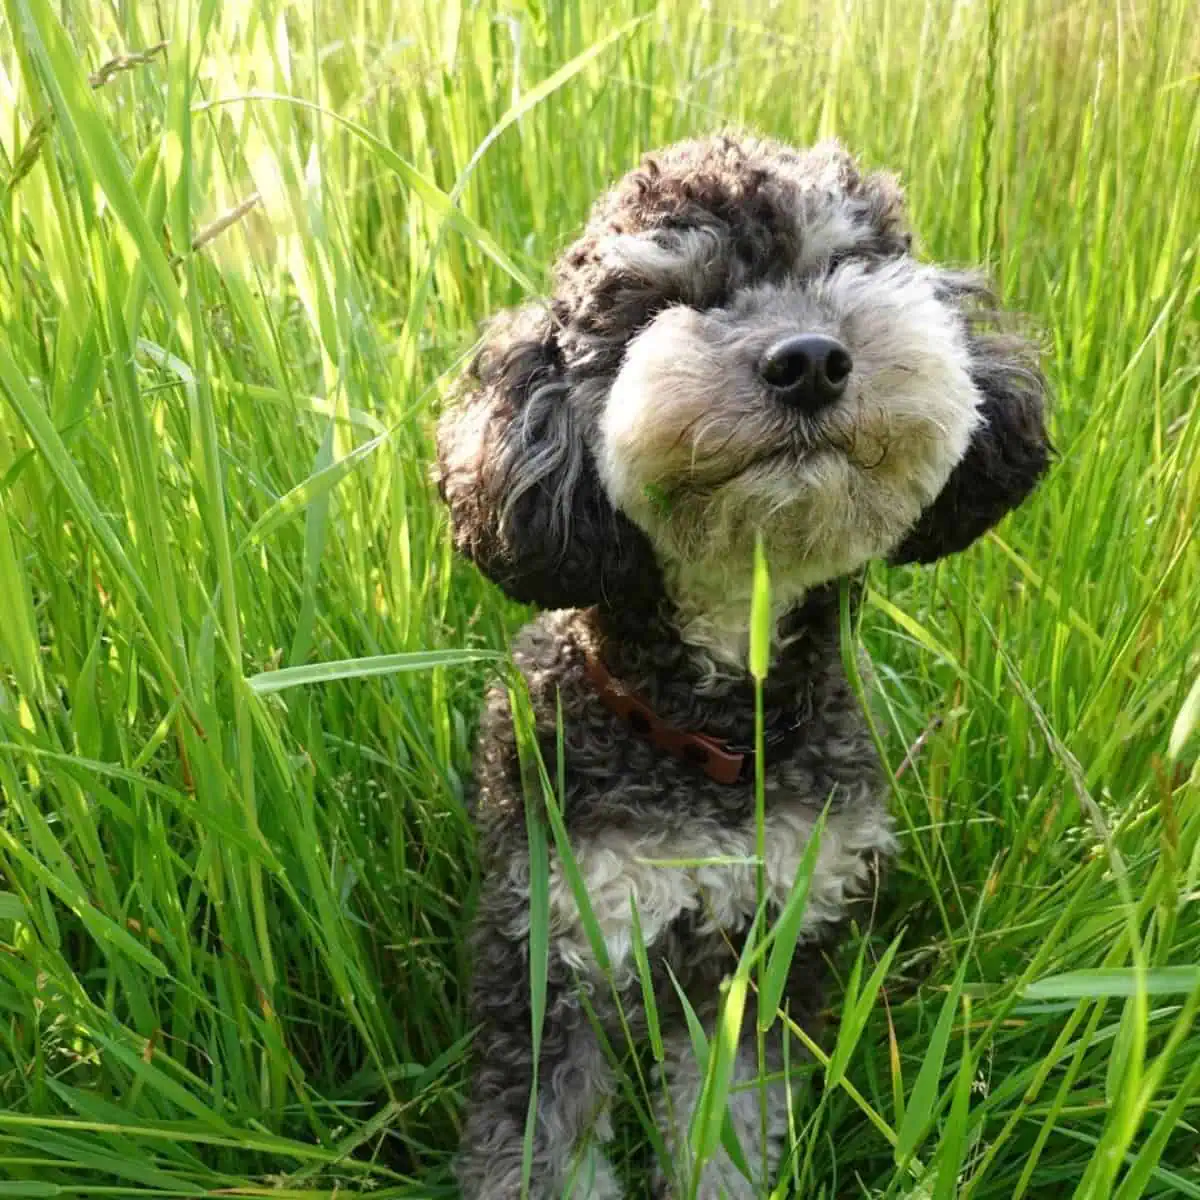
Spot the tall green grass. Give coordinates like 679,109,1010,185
0,0,1197,1193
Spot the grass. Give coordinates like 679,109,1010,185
0,0,1197,1194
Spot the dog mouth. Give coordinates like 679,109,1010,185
704,428,894,494
658,440,828,500
723,416,865,478
757,402,902,473
641,397,898,507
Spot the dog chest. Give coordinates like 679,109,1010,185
538,801,893,980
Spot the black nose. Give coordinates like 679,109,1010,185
759,334,853,412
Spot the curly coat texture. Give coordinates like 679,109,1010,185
436,133,1051,1198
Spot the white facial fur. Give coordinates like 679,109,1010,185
596,260,982,668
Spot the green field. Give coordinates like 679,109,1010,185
0,0,1198,1194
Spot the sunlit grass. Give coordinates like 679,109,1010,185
0,0,1197,1194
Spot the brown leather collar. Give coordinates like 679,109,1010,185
582,654,747,785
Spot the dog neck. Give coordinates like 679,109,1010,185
577,578,856,759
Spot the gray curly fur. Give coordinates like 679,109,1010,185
436,132,1050,1198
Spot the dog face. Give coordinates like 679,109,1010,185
437,134,1049,651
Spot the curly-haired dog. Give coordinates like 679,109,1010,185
437,133,1049,1198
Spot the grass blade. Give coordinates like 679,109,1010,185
245,649,500,694
895,959,969,1166
1024,966,1200,1001
757,806,828,1030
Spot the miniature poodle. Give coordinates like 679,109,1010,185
436,132,1050,1198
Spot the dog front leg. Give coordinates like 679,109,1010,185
652,1024,792,1200
457,941,622,1200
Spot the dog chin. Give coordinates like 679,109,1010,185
725,451,934,569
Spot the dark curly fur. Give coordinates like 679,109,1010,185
436,132,1050,1198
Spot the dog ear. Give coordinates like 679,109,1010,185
890,328,1051,565
436,304,658,609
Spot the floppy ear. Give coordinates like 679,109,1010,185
435,304,659,610
890,328,1051,565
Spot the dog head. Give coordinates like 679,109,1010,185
437,134,1050,657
